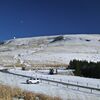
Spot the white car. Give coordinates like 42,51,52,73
26,78,40,84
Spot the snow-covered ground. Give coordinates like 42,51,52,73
9,69,100,89
0,70,100,100
21,53,100,64
0,34,100,66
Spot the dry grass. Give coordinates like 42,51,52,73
31,63,68,69
0,84,62,100
4,63,25,68
4,63,68,70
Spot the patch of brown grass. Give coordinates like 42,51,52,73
24,92,61,100
31,63,68,69
0,84,62,100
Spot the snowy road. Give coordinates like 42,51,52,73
0,70,100,100
2,69,100,94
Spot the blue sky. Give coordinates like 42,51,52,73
0,0,100,40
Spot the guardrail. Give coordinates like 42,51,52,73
0,69,100,94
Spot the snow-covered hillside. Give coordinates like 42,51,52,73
0,34,100,100
0,34,100,67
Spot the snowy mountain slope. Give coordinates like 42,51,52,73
0,34,100,67
0,34,100,100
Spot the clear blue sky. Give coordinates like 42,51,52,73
0,0,100,40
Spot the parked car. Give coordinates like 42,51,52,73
26,78,40,84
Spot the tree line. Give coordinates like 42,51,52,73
68,59,100,78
